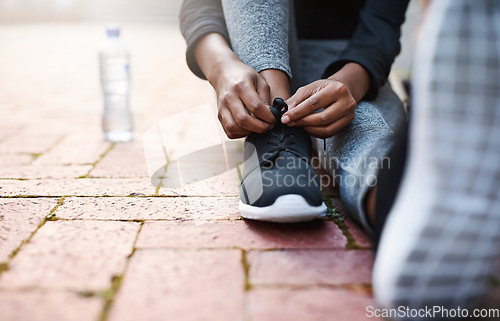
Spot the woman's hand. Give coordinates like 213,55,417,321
282,62,370,139
195,34,275,139
283,79,357,138
212,61,276,139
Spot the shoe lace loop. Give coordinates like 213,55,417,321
261,98,307,166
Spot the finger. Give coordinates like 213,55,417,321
256,77,272,108
282,82,338,124
220,91,272,133
283,80,349,124
285,83,318,109
282,92,327,124
226,96,273,133
218,106,250,139
236,79,275,124
302,113,355,139
293,100,354,127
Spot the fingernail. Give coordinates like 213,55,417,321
281,115,290,124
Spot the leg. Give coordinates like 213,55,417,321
293,39,407,234
222,1,327,221
221,0,292,79
316,83,407,234
374,0,500,312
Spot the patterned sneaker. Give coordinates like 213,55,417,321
373,0,500,317
239,98,327,222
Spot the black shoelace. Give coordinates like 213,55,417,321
261,98,307,166
269,97,327,151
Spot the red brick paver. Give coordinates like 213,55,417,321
0,291,102,321
1,20,495,321
56,196,240,221
90,143,148,178
0,198,58,262
0,220,139,289
136,220,347,249
0,178,156,197
0,164,93,179
247,288,382,321
108,249,244,321
34,134,111,165
247,250,373,285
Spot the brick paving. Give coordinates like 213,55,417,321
0,22,498,321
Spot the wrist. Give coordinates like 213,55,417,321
195,33,241,85
208,55,244,89
259,69,290,100
327,62,370,102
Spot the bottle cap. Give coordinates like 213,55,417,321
106,25,120,38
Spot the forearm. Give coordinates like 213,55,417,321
328,63,370,102
194,33,241,87
195,33,291,101
194,32,277,137
180,0,230,79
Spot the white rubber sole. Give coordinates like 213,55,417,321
239,194,327,223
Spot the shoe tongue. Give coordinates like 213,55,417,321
269,98,288,123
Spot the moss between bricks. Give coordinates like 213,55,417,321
46,196,66,220
97,223,143,321
0,196,67,278
0,195,61,198
153,149,176,196
325,207,344,222
97,274,125,321
31,152,43,161
0,262,9,274
322,194,364,250
78,143,115,179
240,250,252,291
27,135,67,166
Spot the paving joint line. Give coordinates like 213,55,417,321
51,218,239,222
322,194,365,250
0,195,63,199
0,196,66,277
0,194,239,199
78,142,115,179
97,221,144,321
241,250,252,291
241,249,253,321
0,125,24,145
28,134,67,165
250,283,373,293
154,152,173,196
132,246,350,251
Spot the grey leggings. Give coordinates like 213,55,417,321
222,0,407,233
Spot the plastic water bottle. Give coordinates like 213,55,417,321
99,25,133,142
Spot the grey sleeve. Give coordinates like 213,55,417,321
221,0,292,78
179,0,230,79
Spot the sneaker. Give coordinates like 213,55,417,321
373,1,500,316
239,98,327,222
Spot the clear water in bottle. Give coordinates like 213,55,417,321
100,25,133,142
